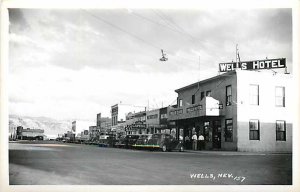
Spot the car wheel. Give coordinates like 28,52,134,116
162,145,167,152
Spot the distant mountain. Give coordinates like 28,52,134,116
9,115,74,138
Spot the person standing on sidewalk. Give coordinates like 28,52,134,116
198,134,205,150
192,133,197,150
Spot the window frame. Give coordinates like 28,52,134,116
275,86,285,107
249,119,260,140
178,99,183,107
200,92,205,100
225,118,233,142
192,94,195,104
226,85,232,106
249,84,259,105
203,121,210,142
206,90,211,97
276,120,286,141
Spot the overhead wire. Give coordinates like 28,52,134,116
81,9,161,50
82,9,232,108
82,9,203,65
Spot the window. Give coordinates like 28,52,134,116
160,114,167,119
206,90,211,97
249,120,260,140
276,120,286,141
225,119,233,142
249,84,259,105
192,95,195,104
201,92,205,100
275,86,285,107
179,99,183,107
226,85,232,106
203,121,210,141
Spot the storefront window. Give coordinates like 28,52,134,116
179,129,184,140
204,122,209,141
171,128,176,138
225,119,233,142
276,120,286,141
249,119,260,140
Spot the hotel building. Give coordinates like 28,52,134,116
168,70,292,152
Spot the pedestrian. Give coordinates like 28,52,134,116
198,134,205,150
192,133,197,150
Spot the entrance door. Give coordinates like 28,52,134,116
212,120,221,149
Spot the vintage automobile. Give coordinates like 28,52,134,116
146,133,184,152
114,134,140,149
132,134,152,149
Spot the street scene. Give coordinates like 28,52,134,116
9,140,292,185
5,6,295,189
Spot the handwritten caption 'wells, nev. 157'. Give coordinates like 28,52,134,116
219,58,286,72
190,173,246,183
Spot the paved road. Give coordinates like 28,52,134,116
9,141,292,185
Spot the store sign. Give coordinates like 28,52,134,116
219,58,286,72
132,121,146,129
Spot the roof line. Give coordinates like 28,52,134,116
175,71,236,93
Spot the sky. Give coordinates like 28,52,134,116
8,8,293,121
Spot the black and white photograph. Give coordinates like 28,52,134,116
1,0,299,191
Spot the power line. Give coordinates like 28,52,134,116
82,9,197,63
81,9,161,50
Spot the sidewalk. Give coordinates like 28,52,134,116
184,149,292,155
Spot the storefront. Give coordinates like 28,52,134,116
169,69,292,152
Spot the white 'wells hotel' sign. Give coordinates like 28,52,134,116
219,58,286,72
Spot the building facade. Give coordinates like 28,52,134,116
125,111,147,135
16,127,45,140
168,70,292,152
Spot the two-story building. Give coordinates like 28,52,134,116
125,111,147,135
168,70,292,152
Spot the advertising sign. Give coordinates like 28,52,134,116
219,58,286,72
132,121,146,129
72,121,76,133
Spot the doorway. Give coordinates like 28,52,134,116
212,120,221,149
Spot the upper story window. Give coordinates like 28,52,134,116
200,92,205,100
160,114,167,119
249,84,259,105
206,90,211,97
147,114,158,120
226,85,232,106
275,86,285,107
192,94,195,104
178,99,183,107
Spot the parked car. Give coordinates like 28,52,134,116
115,135,126,148
115,135,140,149
98,135,110,147
132,134,152,149
147,133,184,152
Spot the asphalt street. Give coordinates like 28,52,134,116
9,141,292,185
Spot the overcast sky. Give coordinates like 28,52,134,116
8,8,292,121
